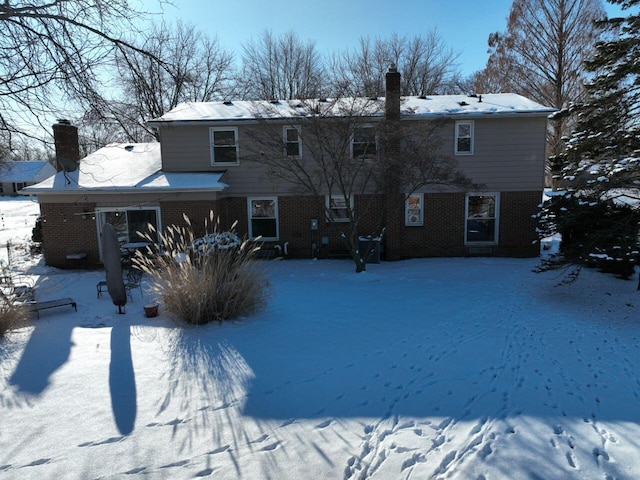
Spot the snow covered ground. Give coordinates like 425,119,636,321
1,197,640,479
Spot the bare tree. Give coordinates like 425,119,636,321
244,98,472,272
0,0,157,154
472,0,606,174
89,20,235,142
331,32,461,97
238,30,324,100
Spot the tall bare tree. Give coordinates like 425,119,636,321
0,0,156,156
238,30,324,100
472,0,606,177
244,97,472,272
331,32,461,97
86,20,235,143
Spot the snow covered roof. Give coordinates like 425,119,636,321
22,143,228,195
148,94,555,125
0,161,56,183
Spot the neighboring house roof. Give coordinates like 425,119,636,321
0,161,56,183
147,94,555,125
22,143,228,195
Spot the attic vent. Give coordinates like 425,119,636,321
124,145,134,152
223,100,233,105
458,101,469,107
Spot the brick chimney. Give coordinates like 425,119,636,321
384,65,403,261
52,119,80,172
385,64,401,121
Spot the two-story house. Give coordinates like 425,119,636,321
23,68,554,268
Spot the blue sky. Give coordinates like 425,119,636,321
143,0,623,77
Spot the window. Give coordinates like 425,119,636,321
284,126,301,157
326,195,353,222
465,194,499,244
210,127,239,164
351,126,377,160
455,120,474,155
96,207,161,256
248,197,278,240
406,193,424,226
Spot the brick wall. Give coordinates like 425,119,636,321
159,199,221,237
38,190,541,268
497,190,542,257
40,203,98,268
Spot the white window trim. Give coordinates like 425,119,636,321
210,126,239,165
350,124,378,161
454,120,474,156
326,194,353,223
247,196,279,241
283,125,302,158
95,206,162,260
464,192,499,245
405,193,424,226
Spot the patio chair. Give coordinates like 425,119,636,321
0,274,35,303
124,268,143,301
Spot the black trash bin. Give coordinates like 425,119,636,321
358,236,380,264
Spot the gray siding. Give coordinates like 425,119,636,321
158,115,547,196
457,116,546,191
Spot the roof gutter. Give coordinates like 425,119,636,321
147,110,557,127
21,185,229,195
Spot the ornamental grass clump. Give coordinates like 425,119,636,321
134,213,269,325
0,295,29,338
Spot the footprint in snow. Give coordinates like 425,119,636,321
195,468,214,477
125,467,147,475
25,458,51,467
250,434,269,444
593,447,610,464
160,460,189,469
262,442,280,451
208,445,230,454
315,419,332,429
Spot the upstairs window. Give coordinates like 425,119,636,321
351,126,377,160
210,127,239,165
405,193,424,226
465,193,499,244
284,126,301,158
455,120,474,155
326,195,353,222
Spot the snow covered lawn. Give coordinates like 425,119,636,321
1,198,640,479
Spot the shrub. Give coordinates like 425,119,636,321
134,212,270,325
0,296,29,337
32,217,43,243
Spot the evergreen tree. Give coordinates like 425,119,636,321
539,0,640,279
